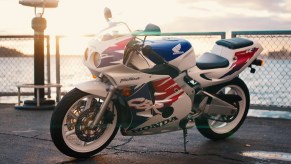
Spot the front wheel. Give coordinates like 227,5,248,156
195,77,250,140
50,88,119,158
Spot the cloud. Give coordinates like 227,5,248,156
162,14,291,32
177,0,289,13
164,0,291,33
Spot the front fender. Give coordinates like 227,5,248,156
75,80,109,98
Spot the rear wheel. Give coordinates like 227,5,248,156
50,88,119,158
195,77,250,140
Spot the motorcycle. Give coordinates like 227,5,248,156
50,8,264,158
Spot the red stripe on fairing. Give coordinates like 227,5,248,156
152,78,171,87
221,48,258,78
152,78,173,92
231,48,258,69
152,78,184,106
167,92,184,104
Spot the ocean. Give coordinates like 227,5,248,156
0,56,290,108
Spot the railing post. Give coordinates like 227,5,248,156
46,36,51,98
56,36,61,102
221,32,226,39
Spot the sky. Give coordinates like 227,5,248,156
1,0,291,36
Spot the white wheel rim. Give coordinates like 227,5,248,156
61,96,117,153
208,85,246,134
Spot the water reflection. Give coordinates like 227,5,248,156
248,109,291,120
241,151,291,162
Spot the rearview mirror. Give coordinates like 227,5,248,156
143,24,161,36
104,7,112,21
19,0,59,8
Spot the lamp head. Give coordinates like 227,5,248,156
19,0,59,8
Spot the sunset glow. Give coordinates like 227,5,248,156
1,0,291,36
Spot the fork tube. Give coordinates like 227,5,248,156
90,85,116,128
124,51,134,66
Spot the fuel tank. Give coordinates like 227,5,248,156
145,37,196,71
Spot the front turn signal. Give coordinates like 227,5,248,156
122,87,133,97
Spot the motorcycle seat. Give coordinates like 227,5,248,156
216,38,253,49
196,52,229,70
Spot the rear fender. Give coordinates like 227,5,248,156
75,80,109,98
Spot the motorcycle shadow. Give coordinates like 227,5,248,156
59,132,252,163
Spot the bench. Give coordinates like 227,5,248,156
17,83,62,107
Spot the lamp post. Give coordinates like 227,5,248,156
15,0,59,110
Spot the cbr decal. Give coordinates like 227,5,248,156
125,78,184,131
152,77,184,106
221,48,258,78
128,98,164,115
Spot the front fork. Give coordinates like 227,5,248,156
90,85,116,129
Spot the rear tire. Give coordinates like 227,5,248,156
195,77,250,140
50,88,119,158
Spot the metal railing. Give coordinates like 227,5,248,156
232,31,291,109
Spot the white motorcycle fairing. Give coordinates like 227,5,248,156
75,80,109,99
84,35,133,75
77,63,192,136
188,39,263,87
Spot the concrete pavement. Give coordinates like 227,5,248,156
0,103,291,164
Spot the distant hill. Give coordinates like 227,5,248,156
268,47,291,59
0,46,26,57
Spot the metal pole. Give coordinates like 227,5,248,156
56,36,61,102
46,36,51,98
17,87,21,105
221,33,226,39
32,16,46,100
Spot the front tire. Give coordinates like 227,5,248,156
50,88,119,158
195,77,250,140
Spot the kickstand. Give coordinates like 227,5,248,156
183,128,189,154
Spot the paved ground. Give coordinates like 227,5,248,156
0,103,291,164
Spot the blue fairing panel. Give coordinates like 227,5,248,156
145,38,192,62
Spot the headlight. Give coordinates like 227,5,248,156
93,52,101,67
84,48,88,60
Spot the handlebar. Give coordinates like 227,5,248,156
142,45,166,65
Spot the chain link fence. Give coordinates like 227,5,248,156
1,32,290,110
55,36,93,93
0,35,52,101
232,31,291,109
